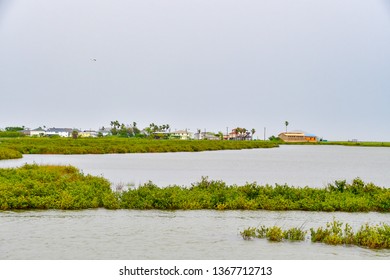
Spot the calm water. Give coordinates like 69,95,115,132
1,145,390,259
1,209,390,260
1,145,390,188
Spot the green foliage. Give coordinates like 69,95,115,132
268,135,281,142
116,177,390,212
283,227,307,241
240,227,257,240
0,148,23,160
266,226,284,242
5,126,25,131
1,167,389,214
355,223,390,249
310,219,345,245
283,141,390,147
0,131,24,138
0,164,115,210
309,219,390,249
240,225,306,242
0,137,278,157
242,220,390,249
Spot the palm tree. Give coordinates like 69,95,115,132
242,128,247,140
234,127,241,140
285,121,289,133
72,130,79,139
197,128,201,140
251,128,256,140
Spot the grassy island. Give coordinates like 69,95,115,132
1,166,389,212
118,177,390,212
0,137,278,157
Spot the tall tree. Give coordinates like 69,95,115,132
132,122,140,135
285,121,289,133
72,130,79,139
251,128,256,140
5,126,25,131
110,120,121,135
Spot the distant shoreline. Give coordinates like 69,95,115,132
1,137,278,160
0,138,389,161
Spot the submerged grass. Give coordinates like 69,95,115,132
240,225,306,242
241,219,390,250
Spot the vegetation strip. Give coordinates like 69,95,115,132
240,219,390,250
1,165,390,212
0,138,277,158
281,141,390,147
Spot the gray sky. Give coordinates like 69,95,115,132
1,0,390,141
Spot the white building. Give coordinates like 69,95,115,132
170,130,193,140
46,128,74,137
21,127,46,137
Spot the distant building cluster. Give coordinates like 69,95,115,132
12,126,321,142
21,127,111,138
20,127,198,139
19,127,265,141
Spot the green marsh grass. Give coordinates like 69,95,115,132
240,225,306,242
0,164,118,210
0,147,22,160
0,137,278,156
283,141,390,147
2,172,390,212
241,220,390,249
118,177,390,212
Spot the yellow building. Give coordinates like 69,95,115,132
78,130,97,138
278,132,318,143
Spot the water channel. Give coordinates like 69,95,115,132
1,145,390,259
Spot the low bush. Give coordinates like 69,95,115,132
0,164,116,210
0,148,22,160
241,220,390,249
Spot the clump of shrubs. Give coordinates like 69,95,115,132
0,164,118,210
241,219,390,250
0,147,22,160
240,225,306,242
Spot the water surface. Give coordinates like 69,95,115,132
1,145,390,260
1,145,389,187
1,209,390,260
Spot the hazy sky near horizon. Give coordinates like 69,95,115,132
1,0,390,141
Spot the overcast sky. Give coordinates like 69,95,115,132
1,0,390,141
